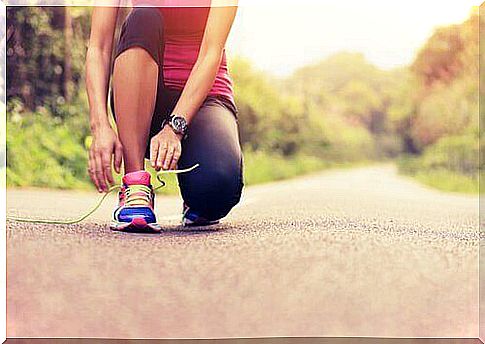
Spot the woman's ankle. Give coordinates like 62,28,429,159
123,157,145,174
123,163,145,174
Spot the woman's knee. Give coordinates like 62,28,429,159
180,164,244,220
117,8,164,63
126,8,163,34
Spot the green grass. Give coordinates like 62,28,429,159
405,169,478,194
242,149,328,185
398,157,478,194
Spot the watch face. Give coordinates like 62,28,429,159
171,116,187,133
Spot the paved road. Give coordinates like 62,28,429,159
6,165,481,338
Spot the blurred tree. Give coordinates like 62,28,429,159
231,57,312,156
63,7,73,102
412,25,464,87
338,80,383,132
409,12,478,149
7,7,91,114
284,52,405,158
412,11,478,89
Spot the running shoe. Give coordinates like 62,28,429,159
110,170,161,233
182,203,220,227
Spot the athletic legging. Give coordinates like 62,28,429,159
110,8,244,221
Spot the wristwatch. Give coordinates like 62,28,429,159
164,114,188,137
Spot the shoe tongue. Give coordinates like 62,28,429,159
122,170,151,186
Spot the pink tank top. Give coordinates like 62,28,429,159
131,1,235,105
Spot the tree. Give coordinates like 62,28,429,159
6,7,91,113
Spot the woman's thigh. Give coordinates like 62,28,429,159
177,98,244,220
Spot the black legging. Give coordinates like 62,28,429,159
110,7,244,221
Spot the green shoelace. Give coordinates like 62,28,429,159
6,164,199,225
124,184,153,207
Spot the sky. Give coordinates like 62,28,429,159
227,0,481,76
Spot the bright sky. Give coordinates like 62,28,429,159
227,0,481,76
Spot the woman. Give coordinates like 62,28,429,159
85,0,243,232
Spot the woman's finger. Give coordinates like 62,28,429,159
150,139,159,168
94,152,107,192
156,143,168,171
163,146,175,170
88,149,100,190
114,142,123,174
169,148,181,171
101,151,114,185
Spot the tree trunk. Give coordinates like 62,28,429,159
63,7,73,103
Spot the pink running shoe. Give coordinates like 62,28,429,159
110,170,161,233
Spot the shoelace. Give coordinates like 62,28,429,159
6,164,199,225
123,184,153,207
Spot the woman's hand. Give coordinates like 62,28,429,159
150,126,183,171
88,125,123,193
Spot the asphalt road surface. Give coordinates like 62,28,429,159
6,165,481,339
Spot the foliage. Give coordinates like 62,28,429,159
7,105,90,189
409,79,477,149
242,149,326,185
412,12,477,88
232,58,316,156
399,162,477,194
397,12,479,193
283,52,407,159
6,7,91,113
409,13,478,150
399,134,478,175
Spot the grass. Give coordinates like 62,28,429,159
398,156,478,194
405,169,478,194
242,149,327,185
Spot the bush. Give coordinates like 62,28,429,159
419,134,478,176
242,149,326,185
398,134,478,193
7,112,90,189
